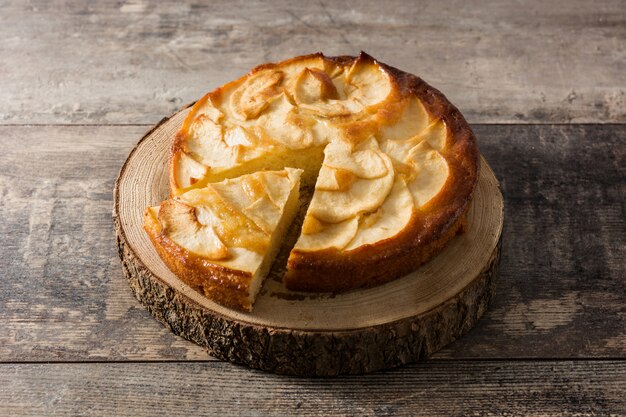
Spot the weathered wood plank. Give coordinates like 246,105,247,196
441,123,626,358
0,0,624,124
0,125,210,361
0,361,624,416
0,124,624,361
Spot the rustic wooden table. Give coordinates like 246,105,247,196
1,1,624,415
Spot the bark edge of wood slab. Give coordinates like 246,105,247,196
113,106,504,376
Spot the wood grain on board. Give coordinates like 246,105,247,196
0,124,623,362
1,361,624,416
0,0,624,125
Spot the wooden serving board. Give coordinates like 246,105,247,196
113,106,504,376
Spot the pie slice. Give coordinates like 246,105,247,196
144,168,302,311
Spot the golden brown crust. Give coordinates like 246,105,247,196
285,208,468,292
143,209,254,311
168,91,212,196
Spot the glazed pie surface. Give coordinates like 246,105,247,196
148,52,478,310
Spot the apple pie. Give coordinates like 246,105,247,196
147,52,479,311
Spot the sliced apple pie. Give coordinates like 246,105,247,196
146,52,479,311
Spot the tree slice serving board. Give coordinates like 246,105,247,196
113,105,504,376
